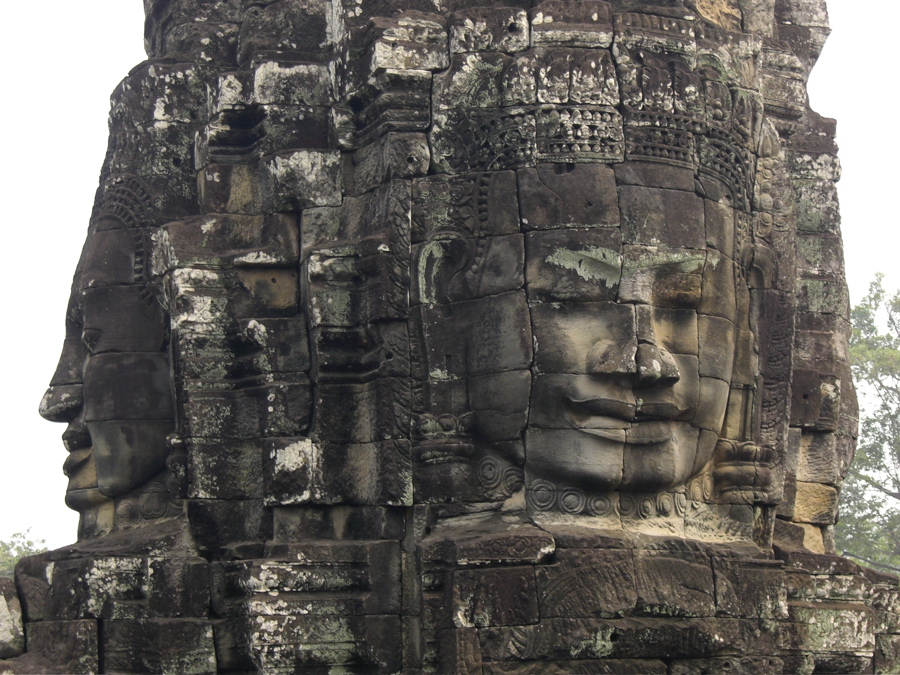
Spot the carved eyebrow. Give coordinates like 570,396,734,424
623,249,706,273
544,246,622,284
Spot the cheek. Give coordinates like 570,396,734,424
530,302,636,374
89,420,173,497
694,376,731,432
470,371,531,442
699,254,738,323
637,354,700,420
82,353,174,422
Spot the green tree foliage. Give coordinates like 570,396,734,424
0,530,47,578
836,274,900,572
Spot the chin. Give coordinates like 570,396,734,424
525,423,700,493
617,447,695,492
618,422,700,492
525,427,625,491
65,486,108,511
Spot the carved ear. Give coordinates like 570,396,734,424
414,235,472,306
742,241,777,290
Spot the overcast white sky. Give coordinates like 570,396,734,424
0,1,893,548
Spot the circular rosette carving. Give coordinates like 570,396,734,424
656,493,674,517
503,466,524,494
587,494,613,517
619,495,636,518
689,477,705,506
559,488,586,514
82,508,99,537
638,496,655,520
139,484,170,520
528,480,557,511
476,456,503,489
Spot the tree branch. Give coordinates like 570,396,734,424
849,470,900,501
840,550,900,574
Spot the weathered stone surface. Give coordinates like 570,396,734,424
536,549,637,618
670,656,785,674
10,620,98,674
480,617,780,661
0,580,23,660
265,150,342,210
792,482,839,525
713,557,788,620
634,551,716,618
102,619,216,674
483,659,667,674
518,164,619,230
530,0,614,48
22,0,879,673
450,566,539,627
875,633,900,674
450,8,529,55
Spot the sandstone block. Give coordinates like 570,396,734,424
0,579,23,659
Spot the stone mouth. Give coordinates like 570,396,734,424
63,448,93,477
567,396,687,426
624,420,675,445
573,420,675,445
567,395,635,421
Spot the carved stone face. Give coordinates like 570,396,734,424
451,162,745,503
524,189,738,495
40,217,174,516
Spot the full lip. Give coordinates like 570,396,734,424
566,395,687,445
62,424,93,478
63,448,93,477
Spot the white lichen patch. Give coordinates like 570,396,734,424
624,248,705,273
233,251,281,265
168,270,233,329
152,96,171,124
0,592,23,657
151,227,177,274
570,625,615,659
83,558,144,616
266,150,342,208
545,246,621,284
216,73,246,110
246,319,268,345
271,439,322,504
253,62,333,106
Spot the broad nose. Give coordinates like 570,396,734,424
61,414,91,451
585,306,680,387
41,319,87,423
634,304,680,387
39,384,83,423
635,342,680,387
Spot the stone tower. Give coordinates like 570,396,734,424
1,0,898,672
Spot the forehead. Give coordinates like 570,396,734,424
518,162,735,255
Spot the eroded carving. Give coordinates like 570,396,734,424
3,1,893,673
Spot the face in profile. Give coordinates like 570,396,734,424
40,216,174,519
